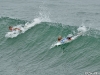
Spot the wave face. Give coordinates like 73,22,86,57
0,17,100,75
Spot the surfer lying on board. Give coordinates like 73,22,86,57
9,26,21,31
58,36,72,42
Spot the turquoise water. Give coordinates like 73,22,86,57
0,0,100,75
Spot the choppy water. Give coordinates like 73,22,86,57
0,0,100,75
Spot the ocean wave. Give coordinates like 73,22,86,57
0,17,100,75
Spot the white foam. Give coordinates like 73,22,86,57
77,26,87,33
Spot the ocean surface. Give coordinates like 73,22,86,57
0,0,100,75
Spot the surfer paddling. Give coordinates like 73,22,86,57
58,36,72,42
9,26,21,31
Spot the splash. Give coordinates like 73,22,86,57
77,25,87,33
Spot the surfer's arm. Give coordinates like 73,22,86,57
14,28,19,30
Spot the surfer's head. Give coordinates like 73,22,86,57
58,36,62,41
9,26,13,31
9,26,12,28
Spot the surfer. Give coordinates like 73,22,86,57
58,36,72,42
9,26,21,31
